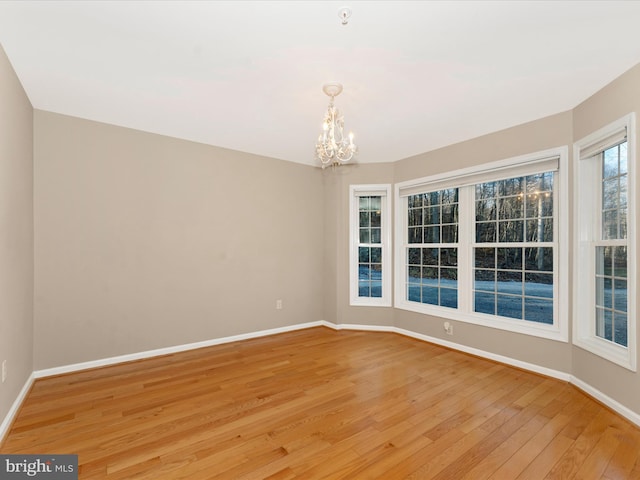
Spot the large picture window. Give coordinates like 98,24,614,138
574,114,636,370
395,148,568,342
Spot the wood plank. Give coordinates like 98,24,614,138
1,327,639,479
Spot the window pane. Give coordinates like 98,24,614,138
370,196,381,210
475,292,495,315
440,288,458,308
498,220,524,242
614,313,628,347
442,224,458,243
475,248,495,269
476,181,497,199
499,177,525,196
614,279,627,312
441,248,458,267
408,194,423,208
409,227,423,244
370,228,381,243
526,218,553,242
408,248,421,265
421,286,438,305
423,226,440,243
422,267,438,281
603,178,618,210
602,210,618,240
603,148,619,178
442,204,458,224
525,247,553,271
497,271,522,294
497,248,522,270
408,208,423,227
408,284,421,302
359,211,370,228
358,281,370,297
408,266,421,282
440,267,458,285
524,298,553,324
613,246,627,278
620,143,628,174
422,248,438,266
359,265,370,280
370,211,381,228
360,228,370,243
524,273,553,298
359,247,370,263
425,206,440,225
359,197,370,210
497,295,523,319
476,198,497,222
428,191,441,205
475,269,496,292
476,222,496,243
526,193,553,218
526,172,553,194
498,196,524,220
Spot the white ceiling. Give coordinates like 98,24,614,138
1,1,640,166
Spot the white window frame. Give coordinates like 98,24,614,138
349,184,392,306
395,147,569,342
573,113,637,371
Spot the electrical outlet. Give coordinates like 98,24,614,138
444,322,453,336
276,299,283,310
2,360,6,383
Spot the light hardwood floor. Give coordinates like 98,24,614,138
2,327,640,479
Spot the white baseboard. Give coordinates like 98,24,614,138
571,375,640,427
326,322,571,381
34,321,329,379
2,320,637,446
0,372,35,444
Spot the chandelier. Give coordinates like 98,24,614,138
315,83,357,169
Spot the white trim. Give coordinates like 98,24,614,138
570,375,640,427
573,113,636,371
578,120,628,161
397,148,561,197
349,184,392,307
325,322,570,381
0,372,35,444
34,321,328,378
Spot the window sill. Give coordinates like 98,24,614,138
395,300,568,343
573,336,636,372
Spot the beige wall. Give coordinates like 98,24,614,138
33,111,324,369
390,112,573,373
323,162,395,327
572,63,640,413
0,45,33,424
